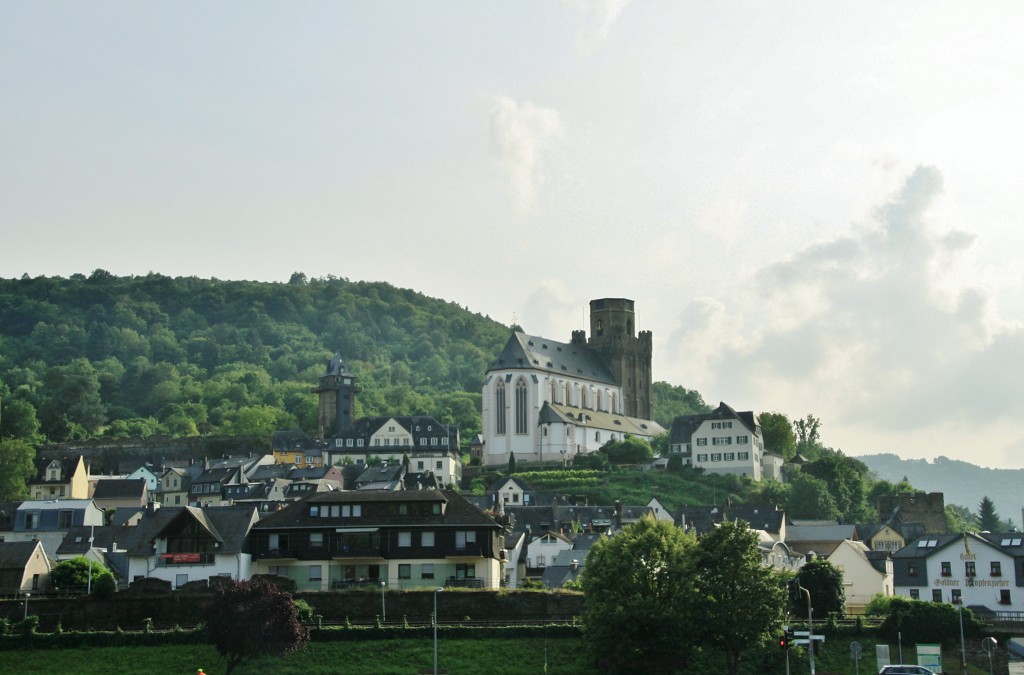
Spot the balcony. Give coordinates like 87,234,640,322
448,544,484,559
156,552,215,566
332,545,384,559
253,548,297,561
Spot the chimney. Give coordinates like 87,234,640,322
570,559,579,571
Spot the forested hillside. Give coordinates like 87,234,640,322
0,271,511,445
0,272,708,449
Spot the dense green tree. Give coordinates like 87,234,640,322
203,577,309,675
978,496,1002,532
758,411,796,459
793,413,823,460
802,451,872,523
651,381,710,427
794,559,845,620
787,472,840,520
878,597,982,644
38,358,106,439
693,520,785,675
945,504,976,533
0,396,42,441
50,556,115,595
581,516,700,673
600,436,654,464
0,438,36,501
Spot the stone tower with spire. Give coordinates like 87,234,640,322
312,352,361,438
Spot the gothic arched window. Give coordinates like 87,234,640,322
495,381,506,435
515,378,528,435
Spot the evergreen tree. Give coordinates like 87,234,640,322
977,496,1002,532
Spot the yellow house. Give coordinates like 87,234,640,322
870,524,906,553
29,456,89,500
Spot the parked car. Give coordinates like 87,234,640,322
878,666,936,675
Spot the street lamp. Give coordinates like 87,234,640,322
797,583,815,675
380,581,386,623
955,597,966,672
23,592,30,620
433,587,444,675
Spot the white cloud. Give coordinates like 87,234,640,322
489,96,563,211
563,0,631,52
659,166,1024,460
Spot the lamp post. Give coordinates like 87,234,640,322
797,583,815,675
956,598,966,672
433,587,444,675
23,592,30,620
380,581,386,623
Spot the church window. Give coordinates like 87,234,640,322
515,378,528,434
564,382,571,405
550,379,558,403
581,388,588,410
596,390,603,411
495,382,506,435
609,392,617,414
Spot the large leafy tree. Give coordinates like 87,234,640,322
50,556,116,595
203,577,309,675
693,520,786,675
0,438,35,501
794,559,845,620
758,411,796,459
793,414,823,460
600,436,654,464
786,472,840,520
977,496,1002,532
802,451,872,523
581,516,700,673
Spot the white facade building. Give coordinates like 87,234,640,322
669,402,765,481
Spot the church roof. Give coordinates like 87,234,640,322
539,402,664,437
488,332,617,386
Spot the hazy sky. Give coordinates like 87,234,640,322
3,2,1023,468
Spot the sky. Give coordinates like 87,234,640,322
2,2,1023,468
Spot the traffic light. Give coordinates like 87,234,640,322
779,631,790,650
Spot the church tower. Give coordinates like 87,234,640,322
312,352,361,438
587,298,652,419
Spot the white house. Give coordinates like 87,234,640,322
526,530,574,570
122,505,258,588
669,402,766,481
892,532,1024,614
828,539,894,615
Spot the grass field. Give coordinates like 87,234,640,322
0,631,998,674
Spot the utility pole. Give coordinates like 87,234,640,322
797,583,815,675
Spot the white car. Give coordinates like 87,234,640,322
877,666,936,675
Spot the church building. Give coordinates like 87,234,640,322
480,298,664,467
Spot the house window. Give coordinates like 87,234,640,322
309,565,322,582
357,439,364,447
25,511,40,530
176,574,188,589
941,562,951,577
711,453,722,462
907,562,918,577
951,589,962,604
310,533,324,548
58,510,73,529
536,555,546,567
696,454,708,462
713,437,732,446
310,506,320,517
398,564,411,579
909,589,920,600
736,435,749,444
421,532,435,547
1000,589,1011,605
421,564,434,579
436,461,442,470
738,452,750,460
696,438,707,446
495,382,507,435
724,453,735,461
295,454,303,464
398,532,412,547
455,531,476,550
455,563,476,579
932,589,942,602
965,561,976,577
417,461,424,470
32,574,40,590
992,561,1002,577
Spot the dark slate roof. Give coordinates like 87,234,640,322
487,476,535,494
354,464,406,487
334,415,458,442
251,464,292,481
676,504,783,534
488,332,617,385
272,427,322,452
323,352,354,377
193,467,244,485
0,501,22,530
92,478,147,499
31,456,85,484
252,489,500,531
0,541,42,569
120,506,258,556
670,401,757,444
288,466,339,481
57,525,120,556
404,472,442,491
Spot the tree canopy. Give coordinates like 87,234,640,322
793,559,845,620
50,556,116,596
203,577,309,675
0,438,35,501
581,516,700,673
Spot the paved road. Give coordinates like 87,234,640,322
1009,659,1024,675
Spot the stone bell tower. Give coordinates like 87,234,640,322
312,352,361,438
586,298,652,419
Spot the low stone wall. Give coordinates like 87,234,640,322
0,589,585,632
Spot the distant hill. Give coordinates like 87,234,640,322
858,453,1024,529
